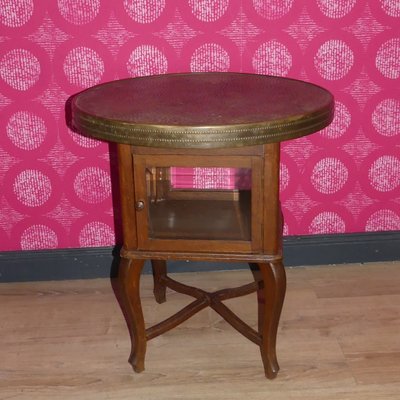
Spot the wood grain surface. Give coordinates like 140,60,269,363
1,262,399,399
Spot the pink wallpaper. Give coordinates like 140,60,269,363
0,1,399,252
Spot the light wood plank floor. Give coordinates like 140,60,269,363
1,262,399,399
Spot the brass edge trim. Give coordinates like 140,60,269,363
73,109,333,148
74,107,333,135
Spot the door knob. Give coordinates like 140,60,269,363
135,200,145,211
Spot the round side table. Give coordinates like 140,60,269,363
71,72,334,379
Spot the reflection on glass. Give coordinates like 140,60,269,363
146,167,252,241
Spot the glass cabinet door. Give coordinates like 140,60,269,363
133,154,262,253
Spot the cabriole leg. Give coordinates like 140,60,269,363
118,257,146,372
255,261,286,379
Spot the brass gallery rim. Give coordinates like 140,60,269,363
72,109,334,149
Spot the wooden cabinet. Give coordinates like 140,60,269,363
132,149,264,253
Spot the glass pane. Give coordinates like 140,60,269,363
146,166,252,241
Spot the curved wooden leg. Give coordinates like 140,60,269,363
255,261,286,379
151,259,167,304
118,257,146,372
249,263,264,335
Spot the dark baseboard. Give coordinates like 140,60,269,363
1,231,399,282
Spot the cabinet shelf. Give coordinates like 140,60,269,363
148,191,251,241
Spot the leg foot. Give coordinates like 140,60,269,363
151,260,167,304
118,257,146,373
253,261,286,379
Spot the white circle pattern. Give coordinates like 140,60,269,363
314,40,354,80
365,209,400,231
124,0,165,23
63,47,104,87
280,163,290,191
316,0,356,19
127,45,168,76
13,169,52,207
309,211,346,234
372,98,400,137
381,0,400,17
7,111,46,150
190,43,230,72
189,0,229,22
375,38,400,79
0,49,40,90
20,225,58,250
73,167,111,204
69,128,101,148
253,0,293,20
57,0,100,25
79,221,115,247
0,0,34,27
368,155,400,192
252,40,292,76
311,157,349,194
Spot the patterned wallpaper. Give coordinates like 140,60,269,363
0,1,399,252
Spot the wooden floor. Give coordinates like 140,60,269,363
1,261,399,399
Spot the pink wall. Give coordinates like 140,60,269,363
0,1,399,252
